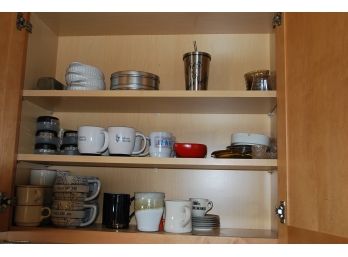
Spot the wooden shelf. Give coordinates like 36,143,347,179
35,13,274,36
17,154,277,171
22,90,276,114
7,225,277,243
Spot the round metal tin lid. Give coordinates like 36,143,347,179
183,51,211,60
110,70,159,80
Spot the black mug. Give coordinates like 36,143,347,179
102,193,134,229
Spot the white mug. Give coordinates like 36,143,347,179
78,126,109,154
189,198,213,217
149,131,174,158
164,200,192,233
108,127,147,155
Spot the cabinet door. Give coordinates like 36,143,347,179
0,13,29,231
280,13,348,243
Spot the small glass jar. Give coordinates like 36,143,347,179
35,130,59,146
60,144,79,155
62,130,78,145
36,116,60,134
251,144,269,159
34,143,57,154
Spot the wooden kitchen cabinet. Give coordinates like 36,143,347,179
0,12,347,243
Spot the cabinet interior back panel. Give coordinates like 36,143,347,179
16,165,272,230
24,13,58,90
55,34,271,90
56,112,271,154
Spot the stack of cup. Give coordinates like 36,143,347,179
189,198,220,231
51,174,100,227
14,185,51,226
34,116,60,154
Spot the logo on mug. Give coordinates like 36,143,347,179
78,136,87,141
115,135,131,143
154,137,171,148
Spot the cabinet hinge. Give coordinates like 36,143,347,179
16,13,32,33
275,200,286,224
0,192,14,212
272,12,282,29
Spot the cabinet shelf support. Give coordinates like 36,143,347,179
268,104,277,117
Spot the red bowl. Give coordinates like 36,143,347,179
174,143,207,158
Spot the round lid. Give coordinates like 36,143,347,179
231,133,270,146
35,143,57,150
183,51,211,60
110,70,159,81
36,116,59,123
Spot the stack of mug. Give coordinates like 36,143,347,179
14,168,58,226
34,116,60,155
14,185,51,227
77,125,175,157
51,174,101,227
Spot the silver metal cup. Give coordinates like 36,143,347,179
183,51,211,90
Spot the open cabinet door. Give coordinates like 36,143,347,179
278,12,348,243
0,13,29,231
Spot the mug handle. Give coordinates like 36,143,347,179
40,207,51,220
129,196,135,221
135,137,150,157
131,132,147,155
182,206,191,227
205,201,213,215
97,130,109,154
85,179,101,202
80,204,97,227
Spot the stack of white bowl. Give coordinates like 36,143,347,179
65,62,106,90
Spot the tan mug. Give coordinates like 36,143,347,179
16,185,46,206
15,205,51,226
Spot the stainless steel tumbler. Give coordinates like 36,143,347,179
183,51,211,90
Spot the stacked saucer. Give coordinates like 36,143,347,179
192,214,220,231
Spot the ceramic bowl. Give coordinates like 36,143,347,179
174,143,207,158
65,72,104,83
67,62,104,79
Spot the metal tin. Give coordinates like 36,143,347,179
110,70,159,90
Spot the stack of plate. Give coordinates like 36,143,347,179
65,62,106,90
192,214,220,231
110,70,159,90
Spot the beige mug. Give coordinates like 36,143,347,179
15,205,51,226
16,185,46,206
